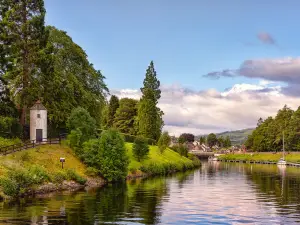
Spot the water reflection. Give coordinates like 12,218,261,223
2,163,300,224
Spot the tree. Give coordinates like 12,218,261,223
0,0,47,125
113,98,138,135
179,133,195,143
199,136,206,145
98,129,129,181
132,136,149,161
157,131,171,153
136,61,163,140
218,136,225,148
42,26,108,130
224,136,232,148
207,133,217,147
107,95,119,128
66,107,96,143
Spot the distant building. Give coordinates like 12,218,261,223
30,100,47,142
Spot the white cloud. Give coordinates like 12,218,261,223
111,81,300,136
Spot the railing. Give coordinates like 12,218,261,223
0,134,67,156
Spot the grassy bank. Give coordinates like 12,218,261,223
218,153,300,163
126,143,200,177
0,143,199,198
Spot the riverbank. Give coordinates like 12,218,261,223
218,152,300,164
0,143,200,199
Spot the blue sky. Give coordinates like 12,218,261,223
45,1,300,134
44,0,300,92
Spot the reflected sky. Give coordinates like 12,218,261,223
1,162,300,224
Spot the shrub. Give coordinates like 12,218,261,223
0,137,22,148
51,171,67,183
188,153,201,167
65,169,86,185
132,136,149,162
0,116,22,138
98,129,129,182
19,151,30,162
68,128,83,156
82,139,101,168
0,177,18,197
66,107,96,143
171,144,188,157
157,131,171,153
29,166,50,184
85,167,100,177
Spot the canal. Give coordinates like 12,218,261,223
1,161,300,224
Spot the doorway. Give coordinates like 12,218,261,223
36,129,43,142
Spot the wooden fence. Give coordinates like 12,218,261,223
0,133,67,156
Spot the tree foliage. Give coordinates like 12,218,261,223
97,129,129,181
43,26,108,129
107,95,119,128
157,131,171,153
199,136,206,145
66,107,96,143
179,133,195,143
0,0,47,125
136,61,163,140
113,98,138,135
245,105,300,152
132,136,149,161
207,133,217,147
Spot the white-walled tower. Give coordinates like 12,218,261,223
30,100,47,142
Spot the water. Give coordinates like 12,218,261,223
1,162,300,224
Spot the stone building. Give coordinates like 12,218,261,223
30,100,47,142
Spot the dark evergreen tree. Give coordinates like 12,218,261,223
113,98,138,135
0,0,47,125
136,61,163,140
107,95,119,128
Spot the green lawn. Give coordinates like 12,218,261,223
126,143,195,174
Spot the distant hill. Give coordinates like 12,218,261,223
196,128,254,146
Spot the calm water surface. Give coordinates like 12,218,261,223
1,162,300,224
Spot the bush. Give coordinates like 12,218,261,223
0,177,18,197
98,129,129,182
68,128,83,156
65,169,86,185
29,166,50,184
0,116,22,138
51,171,67,183
85,167,100,177
132,136,149,161
82,139,101,168
0,137,22,148
157,131,171,153
66,107,96,143
171,144,188,157
188,153,201,167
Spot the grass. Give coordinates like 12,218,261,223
0,142,199,197
126,143,199,176
218,152,300,163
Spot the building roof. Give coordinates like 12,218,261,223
30,100,47,110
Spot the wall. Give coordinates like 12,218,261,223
30,110,47,141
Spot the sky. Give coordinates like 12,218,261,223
45,0,300,136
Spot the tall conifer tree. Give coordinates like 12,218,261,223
0,0,47,125
136,61,164,140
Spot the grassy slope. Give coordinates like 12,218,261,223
0,144,87,177
219,153,300,163
126,143,193,172
0,143,195,178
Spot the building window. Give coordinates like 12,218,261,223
37,114,41,118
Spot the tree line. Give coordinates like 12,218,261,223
245,105,300,152
177,133,231,148
0,0,164,142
